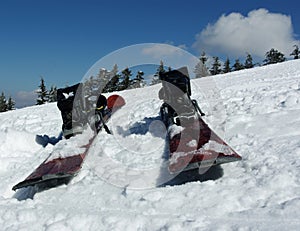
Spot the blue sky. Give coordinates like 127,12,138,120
0,0,299,107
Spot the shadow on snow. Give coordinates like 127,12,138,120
159,165,224,187
115,116,167,139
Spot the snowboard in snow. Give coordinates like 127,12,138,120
12,94,125,191
159,67,241,174
167,112,242,173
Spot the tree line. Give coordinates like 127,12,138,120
195,45,300,77
84,64,147,94
1,45,299,111
0,92,15,112
36,77,58,105
35,65,149,105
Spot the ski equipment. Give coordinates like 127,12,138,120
12,93,125,191
159,67,242,173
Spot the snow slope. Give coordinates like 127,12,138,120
1,60,300,230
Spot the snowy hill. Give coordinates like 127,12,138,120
1,60,300,230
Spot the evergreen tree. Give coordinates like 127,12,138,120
119,67,132,90
151,60,166,85
290,45,300,59
0,92,7,112
103,65,121,92
232,59,244,71
7,96,15,110
223,57,231,73
194,52,210,78
48,85,57,102
263,48,286,65
130,71,145,89
199,51,208,65
209,57,222,75
36,77,48,105
244,53,254,69
103,65,118,92
107,74,121,92
155,60,166,77
111,64,119,77
96,68,111,93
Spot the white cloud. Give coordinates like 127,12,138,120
139,43,199,71
193,8,300,58
141,44,186,59
177,44,188,50
14,90,36,108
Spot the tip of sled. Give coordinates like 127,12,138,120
107,95,126,110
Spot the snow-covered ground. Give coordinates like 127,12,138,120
1,60,300,230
